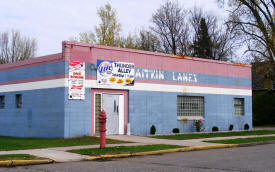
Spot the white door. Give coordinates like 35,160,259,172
102,94,119,135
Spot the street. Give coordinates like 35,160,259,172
1,143,275,172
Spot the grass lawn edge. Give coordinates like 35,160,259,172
150,130,275,140
204,136,275,144
0,136,127,151
69,144,183,156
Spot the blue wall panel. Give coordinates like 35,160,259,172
64,88,91,138
0,61,66,82
129,90,252,135
0,88,65,138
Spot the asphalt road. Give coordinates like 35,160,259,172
1,143,275,172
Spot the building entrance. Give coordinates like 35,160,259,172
94,93,124,135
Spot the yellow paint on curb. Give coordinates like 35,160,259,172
51,159,58,163
0,159,54,167
0,160,12,166
85,144,239,161
193,144,238,150
101,153,131,158
86,156,101,160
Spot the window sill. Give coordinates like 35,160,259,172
177,116,204,121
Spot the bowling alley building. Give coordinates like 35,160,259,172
0,41,252,138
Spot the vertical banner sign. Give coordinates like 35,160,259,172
97,60,135,86
68,62,85,100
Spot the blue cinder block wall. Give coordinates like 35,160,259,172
0,88,65,138
64,88,91,138
129,90,252,135
0,61,67,138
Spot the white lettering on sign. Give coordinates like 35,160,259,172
172,72,197,83
135,69,165,80
135,68,197,83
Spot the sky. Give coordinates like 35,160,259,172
0,0,227,56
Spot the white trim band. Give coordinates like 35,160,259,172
0,79,252,96
86,80,252,96
0,79,65,92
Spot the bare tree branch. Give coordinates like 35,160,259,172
0,29,36,64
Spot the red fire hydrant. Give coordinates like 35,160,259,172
98,110,107,149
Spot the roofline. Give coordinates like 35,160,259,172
0,53,63,72
63,41,252,68
0,41,251,72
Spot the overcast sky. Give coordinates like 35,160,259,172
0,0,227,56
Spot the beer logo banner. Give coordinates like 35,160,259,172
68,61,85,100
97,60,135,86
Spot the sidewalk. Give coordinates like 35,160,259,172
0,143,147,162
107,134,275,146
1,134,275,163
107,135,219,147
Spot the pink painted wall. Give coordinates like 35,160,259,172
63,41,251,79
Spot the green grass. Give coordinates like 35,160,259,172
0,136,126,151
70,144,181,156
151,130,275,140
205,136,275,144
0,154,45,160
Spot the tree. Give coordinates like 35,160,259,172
150,1,190,55
192,18,213,59
220,0,274,61
119,34,138,49
95,3,121,46
0,30,37,64
219,0,274,88
70,3,121,47
69,31,96,44
150,1,234,59
136,30,161,52
189,7,235,61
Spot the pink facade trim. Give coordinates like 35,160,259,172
0,53,63,72
91,89,129,136
62,41,252,79
63,41,250,66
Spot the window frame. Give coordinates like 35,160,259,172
177,95,204,120
0,95,5,109
16,94,22,109
234,98,244,116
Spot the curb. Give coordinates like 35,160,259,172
0,159,55,167
237,140,275,147
85,144,238,161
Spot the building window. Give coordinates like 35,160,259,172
234,98,244,115
0,96,4,109
16,94,22,108
177,96,204,117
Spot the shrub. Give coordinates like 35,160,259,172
194,120,204,132
150,125,156,135
229,124,234,131
244,123,250,130
212,126,219,132
172,128,180,133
